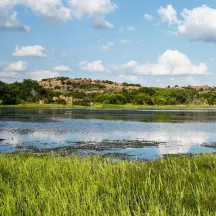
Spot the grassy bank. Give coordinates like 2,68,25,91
1,103,216,109
1,154,216,215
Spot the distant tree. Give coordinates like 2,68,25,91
133,93,152,105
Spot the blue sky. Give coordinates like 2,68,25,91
1,0,216,87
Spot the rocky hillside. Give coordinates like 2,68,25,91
40,77,141,94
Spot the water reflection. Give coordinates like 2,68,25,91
0,108,216,159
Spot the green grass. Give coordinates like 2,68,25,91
1,153,216,215
1,103,216,109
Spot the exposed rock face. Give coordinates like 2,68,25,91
40,77,141,94
191,85,210,90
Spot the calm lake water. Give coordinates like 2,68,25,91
1,108,216,160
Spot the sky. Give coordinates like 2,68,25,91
1,0,216,87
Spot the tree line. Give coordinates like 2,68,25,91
0,79,216,106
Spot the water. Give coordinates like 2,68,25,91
0,108,216,160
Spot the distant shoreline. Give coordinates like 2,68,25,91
1,103,216,109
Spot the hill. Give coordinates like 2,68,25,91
40,77,141,94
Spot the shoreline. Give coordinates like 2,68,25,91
1,103,216,109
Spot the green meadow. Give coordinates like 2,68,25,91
1,153,216,215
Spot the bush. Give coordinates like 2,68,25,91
94,94,127,105
73,99,91,106
56,99,67,105
133,93,152,105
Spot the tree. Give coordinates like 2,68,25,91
133,93,152,105
108,94,127,105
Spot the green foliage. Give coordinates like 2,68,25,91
54,86,61,90
95,94,127,105
1,154,216,215
0,80,54,105
103,80,114,84
1,79,216,106
73,99,91,106
133,93,152,105
55,98,67,105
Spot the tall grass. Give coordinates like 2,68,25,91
1,103,216,109
1,154,216,215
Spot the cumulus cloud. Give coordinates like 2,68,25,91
53,65,72,72
110,60,137,71
69,0,117,28
13,45,47,57
0,0,117,31
0,60,27,78
28,70,60,81
158,4,180,26
25,0,72,23
111,50,208,76
135,50,208,76
79,60,107,72
178,5,216,42
0,0,71,31
4,61,28,72
90,15,113,29
69,0,117,19
157,4,216,43
144,14,155,21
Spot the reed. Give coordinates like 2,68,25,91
1,153,216,215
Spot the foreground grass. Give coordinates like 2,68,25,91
1,103,216,109
1,154,216,215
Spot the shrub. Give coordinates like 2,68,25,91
133,93,152,105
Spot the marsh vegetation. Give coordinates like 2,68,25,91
1,153,216,215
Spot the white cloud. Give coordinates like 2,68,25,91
25,0,72,23
79,60,107,72
111,50,208,76
134,50,208,76
4,61,28,72
157,4,216,43
144,14,155,21
102,42,114,50
69,0,117,19
0,60,27,78
178,5,216,42
90,15,113,29
13,45,47,57
119,26,136,32
0,11,31,32
28,70,60,81
110,60,137,71
69,0,117,28
158,4,180,26
0,0,117,31
53,65,72,72
0,0,72,31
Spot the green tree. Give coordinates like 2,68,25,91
133,93,152,105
